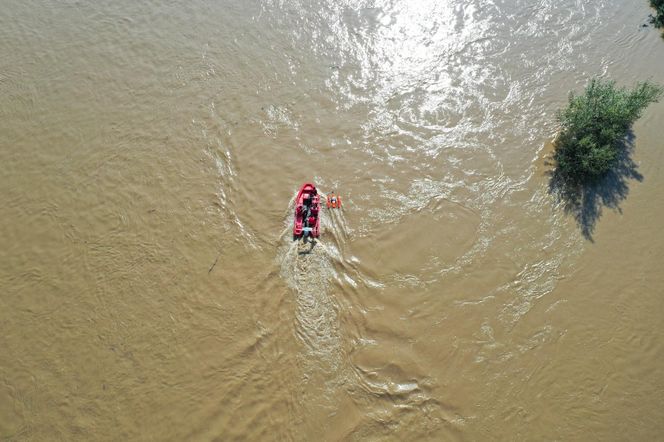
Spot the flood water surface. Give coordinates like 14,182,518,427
1,0,664,440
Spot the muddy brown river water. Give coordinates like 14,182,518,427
2,0,664,440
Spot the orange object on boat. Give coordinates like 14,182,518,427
326,192,342,209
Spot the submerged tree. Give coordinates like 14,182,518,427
553,79,662,183
650,0,664,28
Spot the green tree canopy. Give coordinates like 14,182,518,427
554,79,662,183
650,0,664,28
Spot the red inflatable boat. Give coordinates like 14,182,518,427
293,183,321,239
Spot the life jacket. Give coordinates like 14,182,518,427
327,194,341,208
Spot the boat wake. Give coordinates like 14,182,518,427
277,194,345,373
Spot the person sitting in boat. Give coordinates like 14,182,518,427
307,215,316,227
